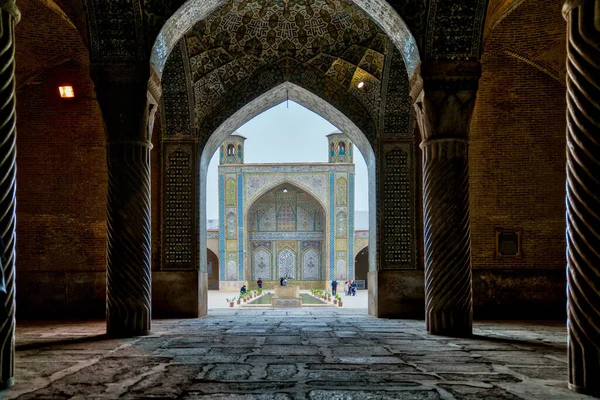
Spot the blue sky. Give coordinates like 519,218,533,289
206,101,369,228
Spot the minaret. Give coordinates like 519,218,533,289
218,132,247,289
326,131,356,283
220,133,246,165
327,132,353,163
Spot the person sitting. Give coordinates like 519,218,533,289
240,285,247,294
282,278,287,286
257,278,263,289
279,277,284,286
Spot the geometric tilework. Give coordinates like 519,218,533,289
164,146,194,268
238,173,244,280
219,174,226,280
381,143,414,268
329,172,335,280
348,172,355,278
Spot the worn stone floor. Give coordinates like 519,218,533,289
2,308,593,400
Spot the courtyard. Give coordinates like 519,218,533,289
207,290,368,309
2,310,589,399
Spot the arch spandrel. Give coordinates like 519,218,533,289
196,67,378,151
245,178,328,214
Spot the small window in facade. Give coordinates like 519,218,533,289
227,144,235,156
338,141,346,155
495,228,523,258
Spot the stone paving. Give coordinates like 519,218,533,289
2,309,593,400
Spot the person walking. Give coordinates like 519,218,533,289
257,278,263,289
331,279,338,296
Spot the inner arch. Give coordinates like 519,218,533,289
198,82,377,294
201,82,374,171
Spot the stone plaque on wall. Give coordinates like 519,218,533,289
496,228,523,258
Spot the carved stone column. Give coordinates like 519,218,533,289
0,1,19,390
563,0,600,395
92,65,157,337
415,61,480,337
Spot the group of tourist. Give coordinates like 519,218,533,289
245,277,358,295
345,280,357,296
331,279,357,296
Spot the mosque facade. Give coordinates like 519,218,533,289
217,132,356,290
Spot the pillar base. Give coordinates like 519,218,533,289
368,270,425,319
0,377,14,390
427,310,472,338
569,383,600,396
153,270,204,318
107,328,152,339
107,307,152,338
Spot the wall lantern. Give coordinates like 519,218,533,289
357,81,365,89
59,85,75,98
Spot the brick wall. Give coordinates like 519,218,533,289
470,0,566,272
467,0,567,318
14,0,108,318
482,0,566,81
17,59,107,272
16,57,108,318
14,0,169,318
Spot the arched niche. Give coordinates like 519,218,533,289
207,249,219,290
246,182,327,284
355,245,369,289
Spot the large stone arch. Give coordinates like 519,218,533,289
150,0,421,84
157,76,419,318
156,1,419,319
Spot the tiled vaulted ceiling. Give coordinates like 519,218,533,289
185,0,385,83
179,0,390,129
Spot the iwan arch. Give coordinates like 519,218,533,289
1,0,599,397
215,132,358,290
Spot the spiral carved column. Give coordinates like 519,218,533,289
421,138,472,337
564,0,600,395
92,65,155,338
415,61,479,338
0,2,18,390
106,141,152,337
